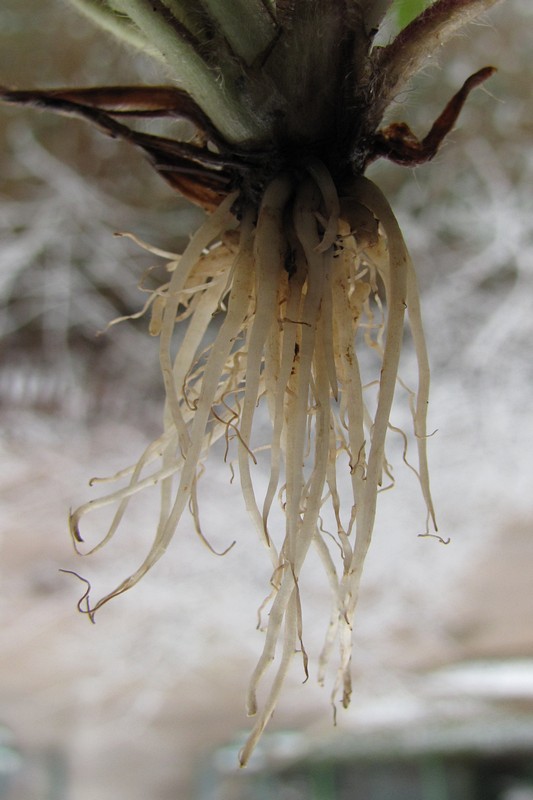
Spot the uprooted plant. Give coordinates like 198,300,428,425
1,0,504,765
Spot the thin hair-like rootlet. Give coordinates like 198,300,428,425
69,166,437,765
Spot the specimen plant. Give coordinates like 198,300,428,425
1,0,505,765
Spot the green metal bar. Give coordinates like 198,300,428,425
419,756,450,800
310,761,336,800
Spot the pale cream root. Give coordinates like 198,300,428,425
70,166,435,764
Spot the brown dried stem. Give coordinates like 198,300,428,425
371,0,504,123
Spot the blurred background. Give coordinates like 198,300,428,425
0,1,532,798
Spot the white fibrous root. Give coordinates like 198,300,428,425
69,166,436,765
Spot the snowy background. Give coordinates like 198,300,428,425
0,1,532,798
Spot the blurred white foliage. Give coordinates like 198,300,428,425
0,1,531,797
0,123,165,418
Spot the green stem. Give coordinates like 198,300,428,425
396,0,429,28
159,0,215,43
202,0,277,66
67,0,164,58
107,0,268,142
